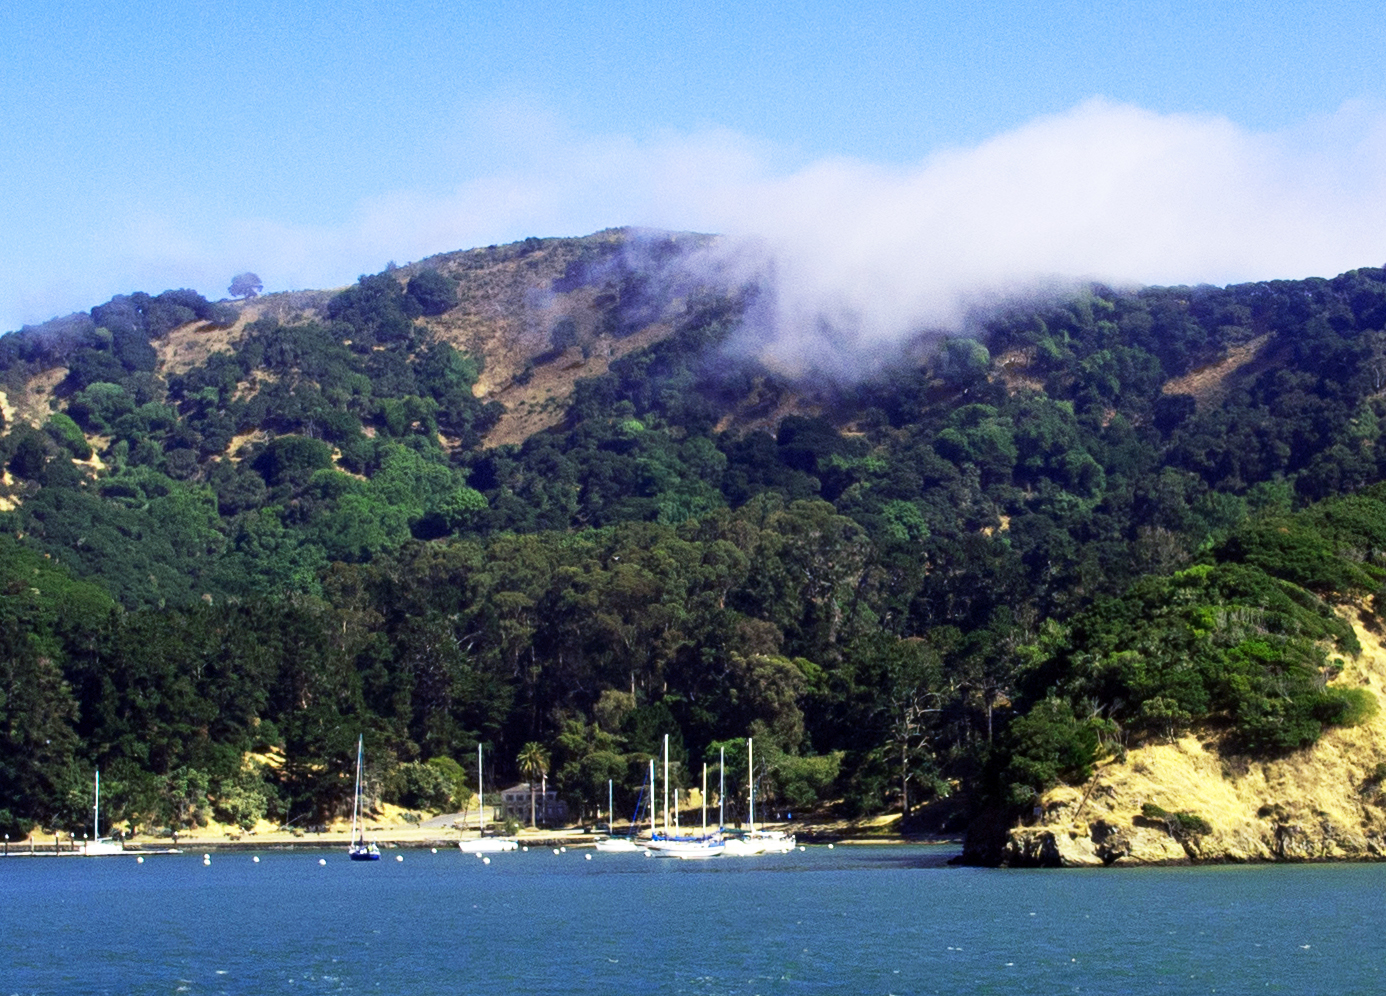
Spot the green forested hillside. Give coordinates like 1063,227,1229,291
4,229,1386,847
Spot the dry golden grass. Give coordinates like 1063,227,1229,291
155,315,251,377
1161,334,1274,410
1029,602,1386,862
0,367,66,429
481,324,672,448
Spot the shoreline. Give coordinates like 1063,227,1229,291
82,810,954,852
60,824,962,854
13,809,965,855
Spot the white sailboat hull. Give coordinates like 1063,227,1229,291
719,836,767,856
646,838,725,859
459,837,519,853
720,830,796,855
593,837,643,852
81,839,125,857
753,830,796,853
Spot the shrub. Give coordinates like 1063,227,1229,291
1233,694,1324,754
0,808,36,839
1316,687,1379,728
1141,803,1211,838
1170,811,1212,836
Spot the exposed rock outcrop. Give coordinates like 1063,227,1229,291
989,609,1386,866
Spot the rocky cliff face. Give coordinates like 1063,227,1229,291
998,609,1386,867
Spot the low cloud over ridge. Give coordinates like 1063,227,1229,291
676,99,1386,374
9,98,1386,374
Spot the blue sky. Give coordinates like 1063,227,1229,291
5,1,1386,335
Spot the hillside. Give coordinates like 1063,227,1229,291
5,231,1386,852
1000,604,1386,866
2,231,699,443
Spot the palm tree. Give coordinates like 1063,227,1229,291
517,742,550,827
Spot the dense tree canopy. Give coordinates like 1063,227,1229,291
3,238,1386,843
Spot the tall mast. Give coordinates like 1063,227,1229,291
477,743,484,836
701,762,708,839
719,746,725,830
748,736,755,833
93,769,100,841
351,735,363,845
608,778,614,835
662,734,670,837
648,758,656,837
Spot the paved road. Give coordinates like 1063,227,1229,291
419,812,468,829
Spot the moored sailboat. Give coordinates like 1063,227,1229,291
720,737,795,856
646,734,723,859
81,770,125,856
348,735,381,861
459,744,518,853
593,777,643,852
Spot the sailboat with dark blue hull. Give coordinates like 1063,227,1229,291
348,735,381,861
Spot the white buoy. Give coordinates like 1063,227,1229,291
252,856,260,863
643,850,652,858
560,846,566,853
522,846,528,852
585,853,592,860
553,848,560,854
431,848,437,853
318,858,326,866
827,843,834,849
396,854,403,862
202,853,210,860
799,845,806,851
482,856,490,865
136,856,144,864
202,858,210,866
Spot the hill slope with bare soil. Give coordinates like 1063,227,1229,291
1002,606,1386,866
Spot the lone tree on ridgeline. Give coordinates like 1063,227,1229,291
228,272,263,299
517,742,550,827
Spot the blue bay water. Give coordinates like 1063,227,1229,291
2,845,1384,995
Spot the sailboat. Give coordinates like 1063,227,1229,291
593,777,643,852
721,737,795,855
720,737,765,856
645,734,723,859
348,735,381,861
459,744,518,853
744,740,796,853
81,769,125,856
